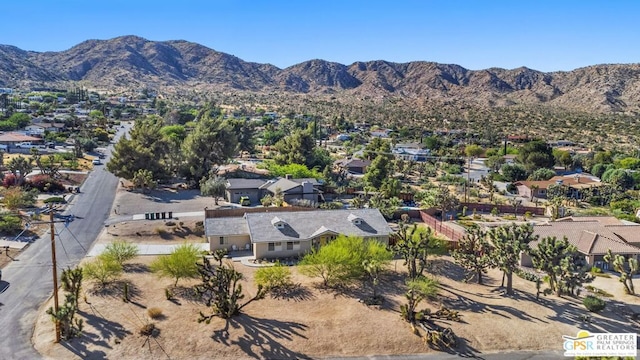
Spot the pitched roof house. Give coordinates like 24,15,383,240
334,158,372,174
515,175,604,200
205,208,393,259
521,217,640,268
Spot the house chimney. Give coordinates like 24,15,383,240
285,174,292,180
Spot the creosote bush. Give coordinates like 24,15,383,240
583,295,606,313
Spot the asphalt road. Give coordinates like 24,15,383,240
0,124,130,359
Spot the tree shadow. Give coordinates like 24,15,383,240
122,263,149,273
172,285,204,304
211,314,311,359
269,283,315,301
540,294,640,335
329,270,405,311
88,280,141,301
74,304,132,352
60,339,108,360
438,286,549,323
428,258,477,283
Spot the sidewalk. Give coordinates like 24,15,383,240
104,211,205,225
0,239,30,250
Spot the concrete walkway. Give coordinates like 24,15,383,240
0,239,30,250
87,242,210,257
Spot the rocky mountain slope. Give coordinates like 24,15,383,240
1,35,639,113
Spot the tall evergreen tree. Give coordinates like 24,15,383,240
182,115,238,182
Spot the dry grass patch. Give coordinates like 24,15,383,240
33,256,640,359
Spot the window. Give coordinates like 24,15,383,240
268,242,275,251
219,236,226,245
287,242,293,250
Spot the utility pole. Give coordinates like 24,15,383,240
49,209,60,343
30,206,71,343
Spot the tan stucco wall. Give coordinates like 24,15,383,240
209,234,251,252
254,240,312,259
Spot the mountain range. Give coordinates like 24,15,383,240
1,35,639,114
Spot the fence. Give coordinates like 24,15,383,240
204,206,317,218
419,211,465,244
460,202,545,216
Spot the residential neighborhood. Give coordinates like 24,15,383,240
1,85,640,359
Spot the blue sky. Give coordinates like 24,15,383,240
3,1,638,72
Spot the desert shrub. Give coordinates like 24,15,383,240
43,196,66,204
139,323,158,336
147,307,164,320
589,267,611,278
583,295,606,313
2,174,18,188
165,221,176,226
102,241,139,266
0,212,22,234
254,263,293,290
27,174,65,193
515,268,540,282
83,254,123,287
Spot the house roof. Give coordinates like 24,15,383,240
263,178,301,193
205,217,249,236
0,132,42,142
334,158,371,168
226,178,267,190
245,208,393,243
531,219,640,256
516,175,602,190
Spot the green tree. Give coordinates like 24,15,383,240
452,227,493,284
83,254,123,287
364,154,392,189
6,155,33,180
527,168,556,181
488,223,537,295
400,276,439,323
394,222,445,280
530,236,592,296
182,115,238,182
196,260,267,321
150,243,201,286
132,169,157,193
199,174,227,205
517,140,555,173
420,185,459,222
254,262,293,291
501,164,527,182
229,119,256,154
604,249,639,295
61,266,83,308
101,241,139,267
298,235,391,287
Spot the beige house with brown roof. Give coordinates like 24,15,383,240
523,216,640,268
515,175,604,200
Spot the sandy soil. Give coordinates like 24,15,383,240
32,250,640,360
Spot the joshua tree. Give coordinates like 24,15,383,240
488,223,537,295
604,249,639,295
452,227,493,284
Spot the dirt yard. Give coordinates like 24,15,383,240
32,250,640,359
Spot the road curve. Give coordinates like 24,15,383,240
0,124,130,359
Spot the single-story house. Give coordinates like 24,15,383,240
522,216,640,268
225,178,268,205
515,175,604,200
205,208,393,259
334,158,372,174
393,143,430,162
261,177,323,203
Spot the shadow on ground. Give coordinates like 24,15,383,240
211,314,310,359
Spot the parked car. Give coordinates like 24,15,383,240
92,159,101,165
46,142,55,149
16,142,36,149
0,144,7,151
239,196,251,206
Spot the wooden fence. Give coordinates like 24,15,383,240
419,211,465,244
